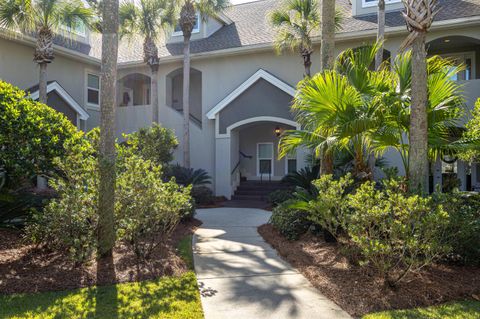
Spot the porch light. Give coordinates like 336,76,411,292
444,39,450,43
275,126,281,137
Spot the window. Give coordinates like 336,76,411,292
62,20,86,37
286,153,297,174
173,13,200,36
87,73,100,107
362,0,401,8
443,52,476,81
257,143,274,176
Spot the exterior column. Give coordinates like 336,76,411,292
215,136,232,199
457,160,467,191
433,157,442,192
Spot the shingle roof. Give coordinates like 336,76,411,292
58,0,480,63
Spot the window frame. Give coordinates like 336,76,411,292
285,152,297,175
257,142,274,177
172,12,201,37
85,71,101,110
61,19,87,37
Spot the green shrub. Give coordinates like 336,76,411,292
125,123,178,166
116,155,192,259
267,189,294,206
25,137,98,263
282,166,319,195
433,192,480,265
0,80,81,186
291,174,353,240
164,164,211,186
270,200,311,241
0,191,53,227
25,133,194,263
344,180,451,286
191,186,214,206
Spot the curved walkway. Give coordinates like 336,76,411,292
193,207,351,319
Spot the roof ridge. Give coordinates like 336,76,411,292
230,0,271,8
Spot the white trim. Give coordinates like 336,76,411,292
256,142,274,177
29,81,89,120
219,116,300,139
362,0,401,8
207,69,296,120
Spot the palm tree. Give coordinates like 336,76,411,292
119,0,175,123
97,0,119,258
400,0,439,193
175,0,230,168
375,0,385,70
269,0,320,77
319,0,335,72
0,0,94,104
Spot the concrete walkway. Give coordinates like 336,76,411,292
193,207,352,319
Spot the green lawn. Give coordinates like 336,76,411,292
0,235,204,319
363,301,480,319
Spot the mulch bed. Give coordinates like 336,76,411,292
0,218,202,295
258,223,480,318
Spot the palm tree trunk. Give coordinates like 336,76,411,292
98,0,119,258
320,0,335,71
319,0,335,175
38,63,48,104
182,35,191,168
151,65,159,123
408,31,429,193
375,0,385,70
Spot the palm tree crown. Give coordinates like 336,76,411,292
120,0,175,66
0,0,94,64
270,0,320,77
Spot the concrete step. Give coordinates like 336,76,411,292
234,190,275,196
231,194,268,201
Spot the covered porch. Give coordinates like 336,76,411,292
207,69,306,198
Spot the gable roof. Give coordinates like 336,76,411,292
206,69,296,120
27,81,90,120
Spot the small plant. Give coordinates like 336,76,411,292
270,200,311,241
282,166,319,195
164,164,211,186
116,155,192,259
291,174,353,241
191,186,214,206
344,179,451,287
267,189,294,206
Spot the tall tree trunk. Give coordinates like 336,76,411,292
320,0,335,71
302,50,312,77
151,65,159,123
375,0,386,70
182,35,191,168
319,0,335,174
408,31,429,193
38,63,48,104
98,0,119,258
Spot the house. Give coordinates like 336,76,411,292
1,0,480,198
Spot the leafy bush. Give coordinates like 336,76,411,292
25,137,98,263
116,155,192,259
0,80,81,186
344,180,450,286
270,200,311,241
26,132,194,263
433,192,480,265
164,164,211,186
267,189,294,206
191,186,214,206
291,174,353,240
125,123,178,166
0,191,53,227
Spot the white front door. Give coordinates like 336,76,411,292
257,143,274,177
